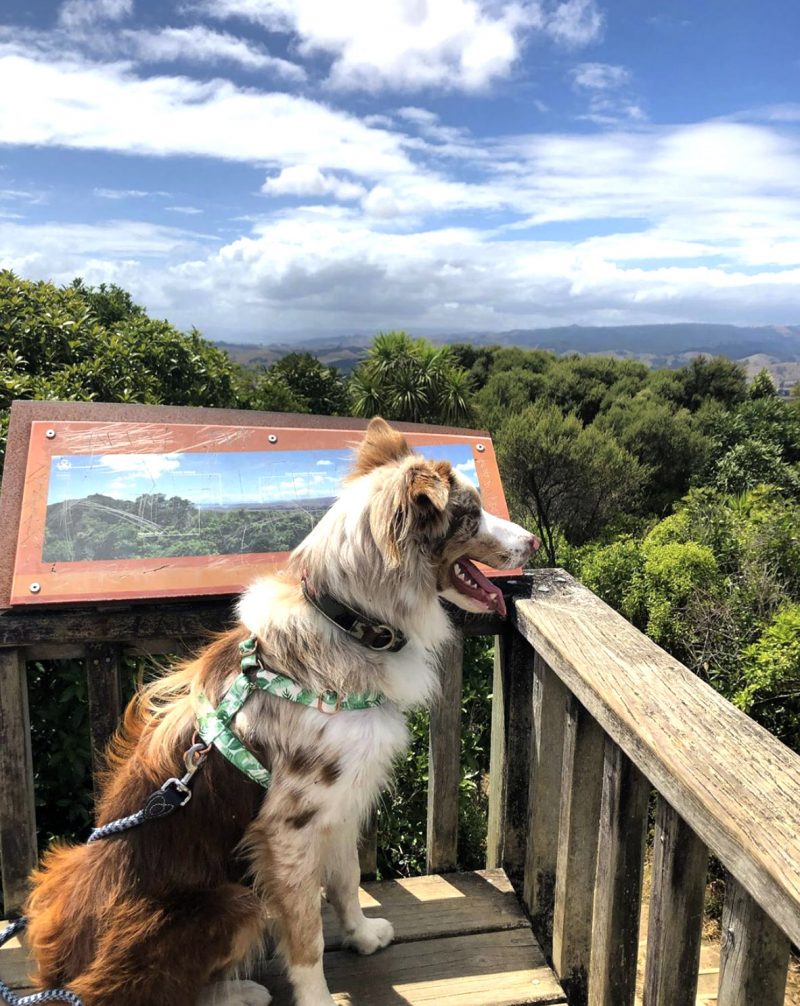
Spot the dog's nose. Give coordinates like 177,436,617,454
527,534,540,554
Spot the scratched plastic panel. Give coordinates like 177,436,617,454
9,421,511,605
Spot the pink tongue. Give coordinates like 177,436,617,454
451,557,507,617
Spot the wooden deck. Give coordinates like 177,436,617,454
2,870,567,1006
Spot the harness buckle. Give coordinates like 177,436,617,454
316,692,342,715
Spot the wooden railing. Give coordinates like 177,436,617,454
1,570,798,1005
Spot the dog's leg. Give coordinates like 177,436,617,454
248,819,334,1006
197,979,272,1006
324,819,394,956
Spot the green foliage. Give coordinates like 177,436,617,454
749,367,777,400
497,402,646,565
350,331,474,426
0,270,241,465
250,352,349,415
377,637,493,876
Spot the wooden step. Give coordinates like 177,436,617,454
3,869,566,1006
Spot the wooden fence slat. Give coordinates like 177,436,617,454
523,653,569,955
552,696,604,1006
0,649,37,913
358,810,378,881
426,635,464,873
486,628,534,875
717,876,790,1006
643,797,708,1006
85,643,123,783
588,737,649,1006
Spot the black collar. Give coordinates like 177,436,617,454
301,576,408,653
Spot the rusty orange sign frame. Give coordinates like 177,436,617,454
1,402,511,608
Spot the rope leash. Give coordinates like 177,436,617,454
0,921,82,1005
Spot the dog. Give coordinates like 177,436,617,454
23,418,538,1006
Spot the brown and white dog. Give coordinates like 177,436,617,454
24,418,538,1006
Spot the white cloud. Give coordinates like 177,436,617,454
571,62,629,90
201,0,602,92
0,51,410,178
167,205,204,214
123,26,306,78
94,187,151,199
262,165,366,201
58,0,133,29
545,0,604,46
99,453,182,478
316,459,333,466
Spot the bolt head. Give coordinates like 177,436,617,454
476,443,486,452
29,582,41,594
45,429,56,439
268,434,278,444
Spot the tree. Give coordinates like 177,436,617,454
749,367,777,400
497,402,646,565
250,352,349,416
349,331,474,426
0,271,241,467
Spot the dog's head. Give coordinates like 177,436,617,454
341,417,538,616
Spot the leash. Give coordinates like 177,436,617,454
0,740,211,1006
1,624,390,1004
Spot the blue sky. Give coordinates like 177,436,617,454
48,444,478,504
2,0,799,342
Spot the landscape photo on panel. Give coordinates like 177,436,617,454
42,444,479,562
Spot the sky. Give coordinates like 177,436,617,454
2,1,800,343
47,444,479,504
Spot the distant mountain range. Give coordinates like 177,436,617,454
218,323,800,392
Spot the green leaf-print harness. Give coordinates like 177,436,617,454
194,634,387,788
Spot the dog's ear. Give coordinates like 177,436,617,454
349,417,412,479
407,460,452,514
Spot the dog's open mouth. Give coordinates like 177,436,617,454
449,557,507,617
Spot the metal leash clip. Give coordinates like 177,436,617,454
160,741,210,807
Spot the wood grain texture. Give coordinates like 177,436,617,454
427,635,464,873
717,877,790,1006
358,811,378,881
85,642,123,783
7,871,568,1005
0,649,37,913
523,653,568,957
265,929,567,1006
486,627,534,877
588,738,649,1006
514,570,800,948
552,696,604,1006
643,797,708,1006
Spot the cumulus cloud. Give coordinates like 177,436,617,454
99,453,182,478
571,62,629,90
201,0,603,92
262,165,366,201
0,51,409,177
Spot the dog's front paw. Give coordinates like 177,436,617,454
342,916,394,955
197,979,272,1006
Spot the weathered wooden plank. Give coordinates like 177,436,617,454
0,649,37,913
514,570,800,947
0,603,236,647
265,929,568,1005
588,738,649,1006
717,876,790,1006
85,642,123,782
523,653,569,957
426,635,464,874
487,627,534,876
552,696,604,1006
323,870,530,949
358,811,378,881
643,797,708,1006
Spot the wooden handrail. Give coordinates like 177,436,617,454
513,569,800,949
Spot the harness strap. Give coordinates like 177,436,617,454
194,635,387,787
